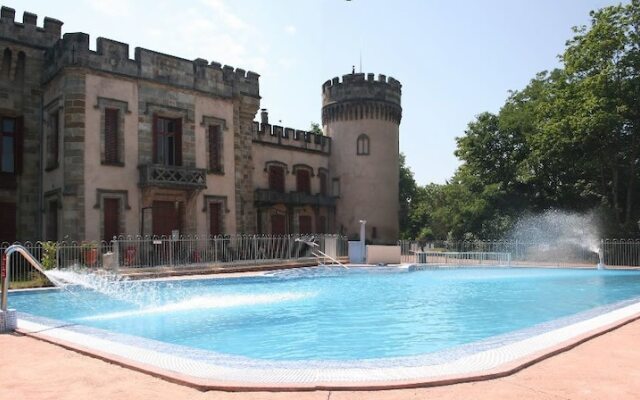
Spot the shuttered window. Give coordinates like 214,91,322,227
104,108,119,164
299,215,312,234
209,202,222,236
271,214,286,235
318,172,327,196
103,198,120,241
268,165,285,193
208,125,222,172
296,170,311,194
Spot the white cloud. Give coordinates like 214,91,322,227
284,25,296,35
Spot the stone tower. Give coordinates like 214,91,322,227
322,73,402,244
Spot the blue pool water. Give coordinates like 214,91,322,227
9,267,640,361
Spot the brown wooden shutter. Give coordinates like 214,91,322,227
297,170,310,194
209,202,222,236
175,117,182,166
104,109,119,164
269,166,285,193
15,116,23,174
152,114,158,164
271,214,286,235
209,125,221,171
299,215,312,234
103,198,120,241
319,173,327,196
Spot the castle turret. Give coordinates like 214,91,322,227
322,73,402,243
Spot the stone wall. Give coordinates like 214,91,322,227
61,70,86,240
42,33,259,101
0,7,62,240
234,96,260,233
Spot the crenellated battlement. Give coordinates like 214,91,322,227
251,121,331,155
0,6,62,47
322,72,401,103
42,32,259,98
321,72,402,125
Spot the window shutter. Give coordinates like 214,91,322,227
269,166,286,193
103,198,120,241
15,116,23,174
152,114,158,164
175,117,182,166
297,170,310,194
319,173,327,196
104,108,119,164
209,125,221,171
209,202,222,236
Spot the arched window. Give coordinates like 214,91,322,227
356,134,370,155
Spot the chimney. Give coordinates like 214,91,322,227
260,109,268,125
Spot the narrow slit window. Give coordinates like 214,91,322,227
104,108,119,164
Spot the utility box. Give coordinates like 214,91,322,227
349,241,364,263
102,252,117,272
366,245,401,264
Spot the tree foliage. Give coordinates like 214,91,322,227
400,1,640,239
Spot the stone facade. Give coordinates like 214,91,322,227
322,73,402,244
0,7,401,243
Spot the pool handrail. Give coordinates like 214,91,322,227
1,245,50,312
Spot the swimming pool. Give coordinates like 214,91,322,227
9,266,640,388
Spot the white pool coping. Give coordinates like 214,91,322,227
11,267,640,390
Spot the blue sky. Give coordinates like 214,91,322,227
17,0,629,184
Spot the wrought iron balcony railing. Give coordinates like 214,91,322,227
255,189,336,207
139,164,207,190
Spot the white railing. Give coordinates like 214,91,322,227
414,251,511,266
0,234,349,287
399,239,640,267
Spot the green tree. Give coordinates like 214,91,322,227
309,122,323,135
399,153,419,238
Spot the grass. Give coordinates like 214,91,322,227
9,274,52,289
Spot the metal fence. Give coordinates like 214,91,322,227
399,239,640,267
111,234,347,269
1,234,348,287
415,251,512,266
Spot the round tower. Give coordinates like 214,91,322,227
322,73,402,244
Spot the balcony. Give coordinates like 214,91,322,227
255,189,336,207
139,164,207,190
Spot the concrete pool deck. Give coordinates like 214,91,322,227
2,318,640,400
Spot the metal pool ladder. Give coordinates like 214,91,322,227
295,237,348,269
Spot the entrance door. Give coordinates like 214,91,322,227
271,214,286,235
152,201,181,236
299,215,312,234
0,201,16,242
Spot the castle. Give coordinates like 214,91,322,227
0,7,401,244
